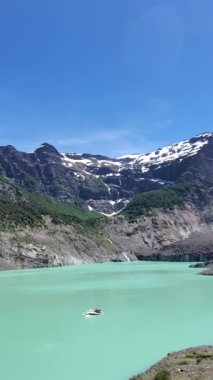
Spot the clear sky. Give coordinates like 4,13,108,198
0,0,213,156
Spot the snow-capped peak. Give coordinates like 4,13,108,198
194,132,213,139
118,132,213,170
58,132,212,215
60,131,213,180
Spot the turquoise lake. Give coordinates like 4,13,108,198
0,262,213,380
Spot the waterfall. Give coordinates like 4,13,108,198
122,252,131,262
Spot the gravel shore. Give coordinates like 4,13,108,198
131,346,213,380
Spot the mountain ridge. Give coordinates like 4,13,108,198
0,131,213,269
0,132,212,215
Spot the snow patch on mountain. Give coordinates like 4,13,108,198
59,132,212,215
61,133,212,177
118,133,212,171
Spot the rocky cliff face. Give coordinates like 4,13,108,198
0,224,129,269
107,204,213,261
0,200,212,269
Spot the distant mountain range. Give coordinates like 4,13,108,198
0,132,212,215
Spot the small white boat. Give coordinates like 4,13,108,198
82,309,103,317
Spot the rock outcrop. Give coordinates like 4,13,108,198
131,346,213,380
107,205,213,260
0,224,137,269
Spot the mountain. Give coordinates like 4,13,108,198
0,132,213,215
0,132,213,269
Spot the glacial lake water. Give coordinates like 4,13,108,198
0,262,213,380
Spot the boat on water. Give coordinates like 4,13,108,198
82,309,103,317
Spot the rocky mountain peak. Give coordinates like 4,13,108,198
34,143,61,156
0,145,17,154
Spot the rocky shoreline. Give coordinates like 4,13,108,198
0,258,16,271
0,223,213,272
189,261,213,275
0,203,213,271
201,265,213,275
130,346,213,379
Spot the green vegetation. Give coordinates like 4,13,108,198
96,181,109,192
28,192,102,226
0,200,40,230
186,353,213,360
123,179,210,222
177,360,189,365
124,186,183,221
0,187,103,231
80,175,109,194
154,369,171,380
24,174,37,186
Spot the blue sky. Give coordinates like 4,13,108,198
0,0,213,156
